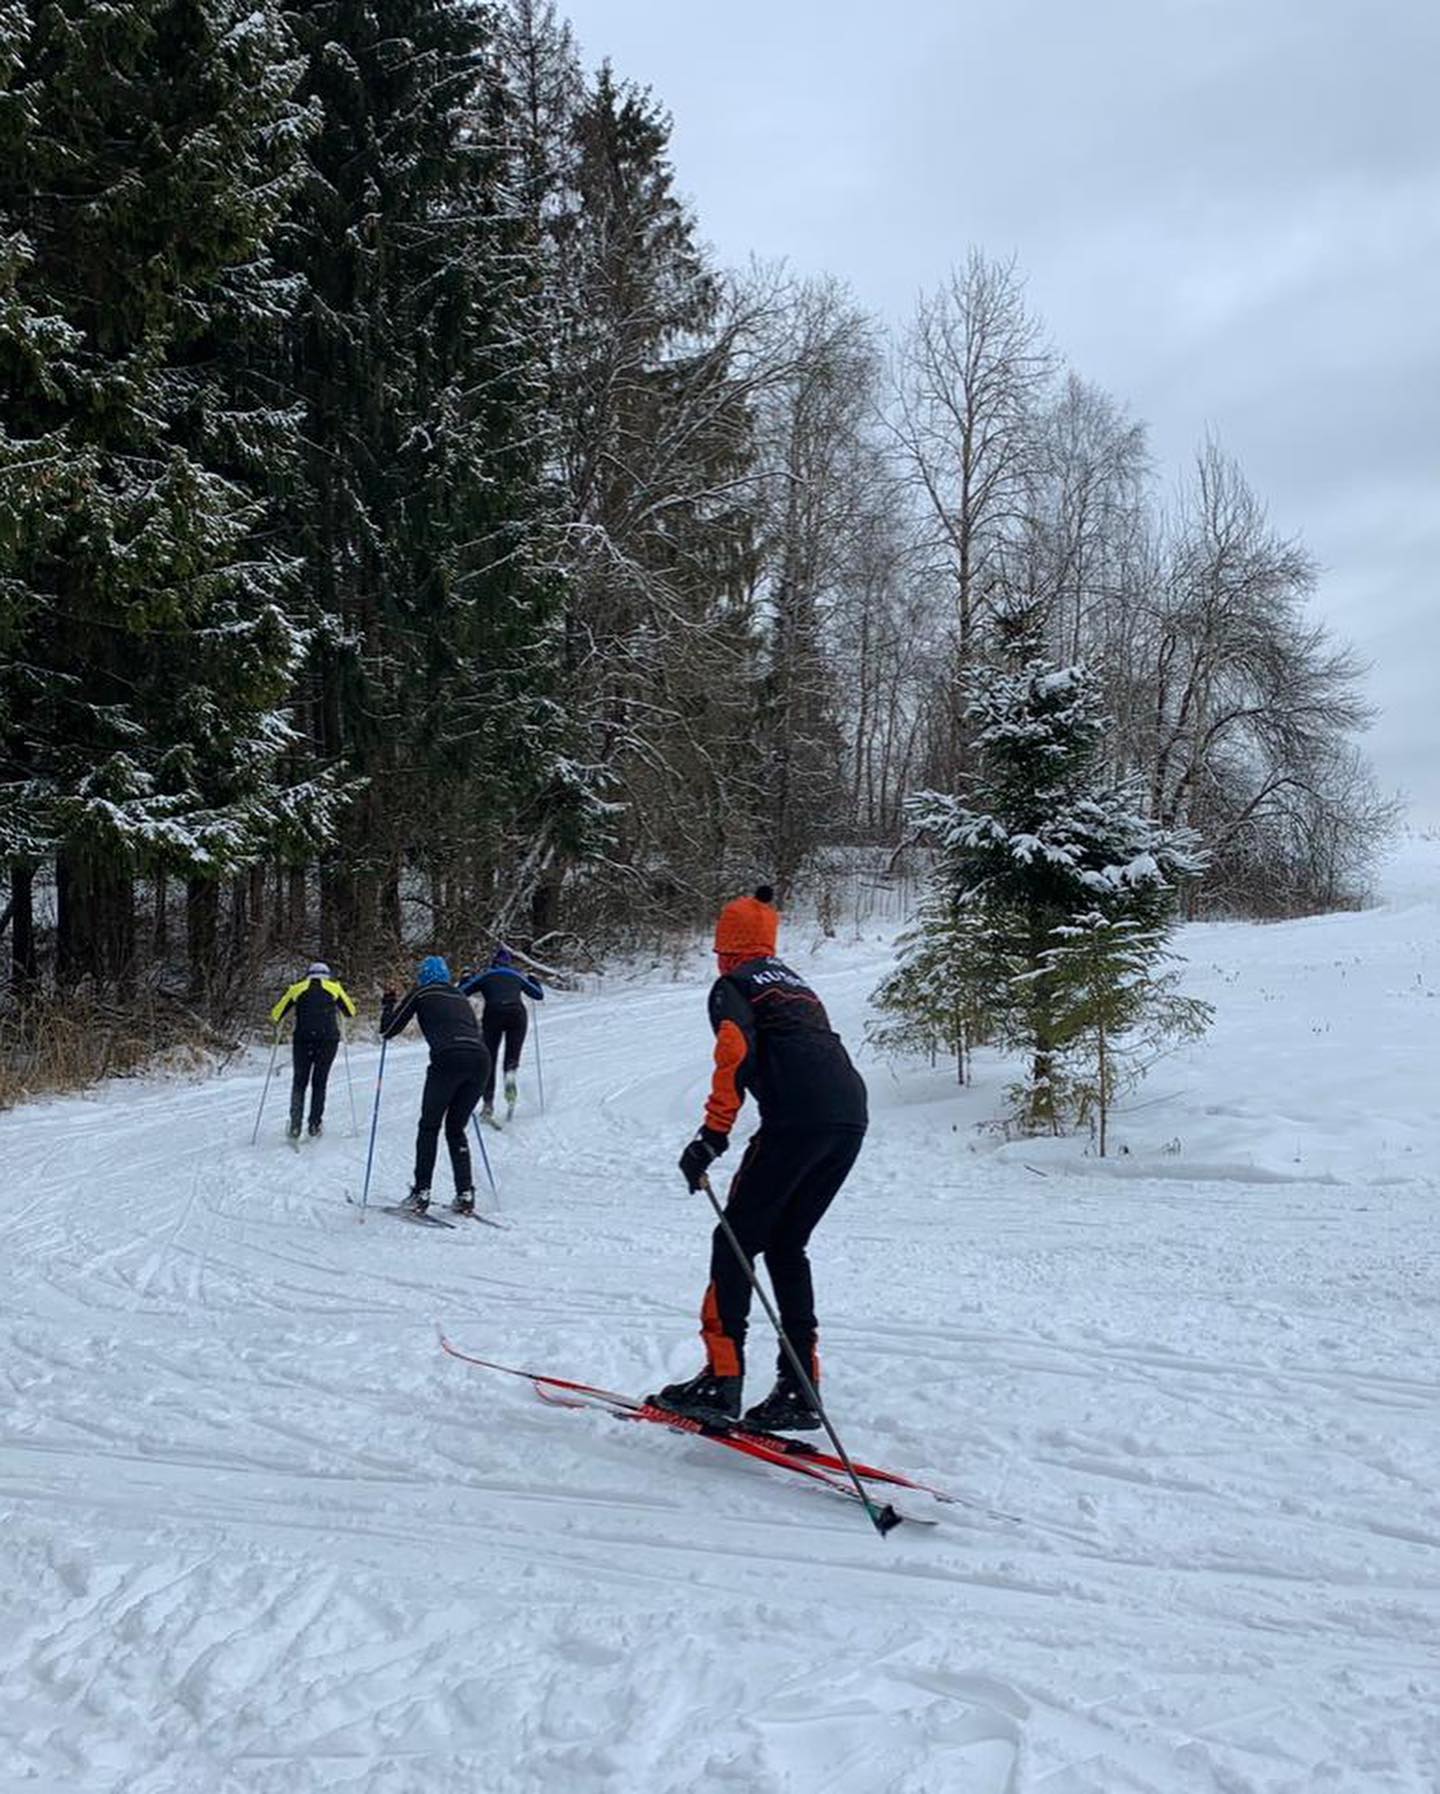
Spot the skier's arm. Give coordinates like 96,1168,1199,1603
521,973,543,1001
327,979,358,1018
270,981,305,1025
380,987,420,1039
458,971,484,997
702,978,755,1137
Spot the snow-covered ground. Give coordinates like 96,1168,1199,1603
3,845,1439,1793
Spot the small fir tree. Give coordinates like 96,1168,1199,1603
869,880,1000,1083
874,606,1209,1135
1030,912,1212,1154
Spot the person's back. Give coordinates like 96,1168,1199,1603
706,954,867,1135
459,948,542,1122
382,981,484,1059
651,888,869,1431
271,962,355,1138
289,978,347,1040
379,957,488,1214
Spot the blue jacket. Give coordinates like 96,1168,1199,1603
460,965,543,1011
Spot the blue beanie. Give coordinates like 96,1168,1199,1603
491,945,513,967
417,954,451,988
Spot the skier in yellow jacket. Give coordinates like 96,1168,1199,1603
270,962,357,1138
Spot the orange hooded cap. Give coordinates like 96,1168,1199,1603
714,885,778,962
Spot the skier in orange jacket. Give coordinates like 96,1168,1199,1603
649,887,867,1430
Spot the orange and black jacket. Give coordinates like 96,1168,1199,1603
271,976,357,1040
703,957,867,1138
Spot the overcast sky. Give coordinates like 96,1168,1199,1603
559,0,1440,823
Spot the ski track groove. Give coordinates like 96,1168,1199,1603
5,893,1440,1791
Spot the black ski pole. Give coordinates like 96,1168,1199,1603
250,1027,281,1146
359,1038,388,1212
699,1174,901,1537
470,1113,498,1198
531,997,546,1113
343,1031,359,1136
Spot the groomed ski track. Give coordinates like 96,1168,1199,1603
3,845,1440,1792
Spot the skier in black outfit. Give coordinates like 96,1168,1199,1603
649,888,868,1431
270,961,357,1138
460,947,543,1124
380,955,490,1216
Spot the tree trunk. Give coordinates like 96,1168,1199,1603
320,858,357,964
10,864,38,995
153,871,169,959
187,877,219,1003
530,864,563,941
56,848,135,990
379,857,403,952
287,864,307,940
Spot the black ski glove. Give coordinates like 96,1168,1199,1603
678,1127,728,1193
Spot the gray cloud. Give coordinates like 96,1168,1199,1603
562,0,1440,818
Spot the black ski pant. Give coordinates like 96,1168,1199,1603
700,1125,865,1384
413,1047,489,1195
481,1007,527,1105
290,1035,339,1128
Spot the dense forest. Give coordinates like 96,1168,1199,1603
0,0,1397,1085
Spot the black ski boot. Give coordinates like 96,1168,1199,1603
742,1373,823,1434
286,1117,302,1141
451,1190,476,1217
307,1118,323,1138
401,1187,431,1215
648,1368,742,1424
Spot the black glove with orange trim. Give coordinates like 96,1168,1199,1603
678,1127,728,1193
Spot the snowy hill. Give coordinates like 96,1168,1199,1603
3,845,1439,1792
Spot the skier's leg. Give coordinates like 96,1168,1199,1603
760,1132,864,1380
308,1037,339,1129
288,1039,310,1134
504,1008,527,1072
699,1130,807,1378
503,1010,526,1112
480,1012,504,1109
412,1062,452,1193
443,1070,485,1194
651,1132,805,1421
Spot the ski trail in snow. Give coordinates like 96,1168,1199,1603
4,847,1440,1790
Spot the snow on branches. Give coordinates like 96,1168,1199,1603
872,621,1212,1143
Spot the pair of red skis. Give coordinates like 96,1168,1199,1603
438,1333,1007,1533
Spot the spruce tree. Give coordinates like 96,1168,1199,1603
874,606,1208,1135
1035,912,1212,1154
0,0,337,991
279,0,560,958
534,61,762,927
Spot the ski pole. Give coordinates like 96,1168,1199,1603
359,1037,388,1213
470,1113,498,1199
699,1174,900,1537
343,1032,358,1135
250,1027,281,1146
531,996,546,1113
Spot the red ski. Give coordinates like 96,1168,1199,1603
435,1335,1000,1525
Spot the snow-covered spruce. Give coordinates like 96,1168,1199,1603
873,610,1209,1137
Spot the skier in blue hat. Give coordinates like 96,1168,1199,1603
379,955,490,1215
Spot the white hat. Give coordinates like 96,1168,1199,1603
306,961,330,978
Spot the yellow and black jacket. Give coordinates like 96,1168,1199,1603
271,976,357,1040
